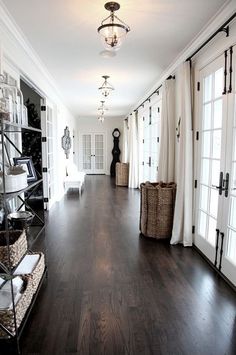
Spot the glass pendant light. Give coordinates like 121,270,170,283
98,75,114,97
98,114,105,123
97,2,130,51
98,100,108,115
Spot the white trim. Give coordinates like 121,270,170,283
79,132,107,174
0,0,73,114
129,0,236,114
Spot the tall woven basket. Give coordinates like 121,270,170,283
116,163,129,186
140,181,177,239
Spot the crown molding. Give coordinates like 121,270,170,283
0,0,72,113
128,0,236,115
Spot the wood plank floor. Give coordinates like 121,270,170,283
4,175,236,354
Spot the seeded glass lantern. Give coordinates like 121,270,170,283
97,2,130,51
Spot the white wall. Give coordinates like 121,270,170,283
77,117,123,175
0,3,77,203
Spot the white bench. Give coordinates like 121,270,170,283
64,164,86,195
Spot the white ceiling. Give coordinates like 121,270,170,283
2,0,227,119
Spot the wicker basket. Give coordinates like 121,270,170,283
0,277,33,337
116,163,129,186
24,252,45,294
140,181,177,239
0,252,45,337
0,230,27,268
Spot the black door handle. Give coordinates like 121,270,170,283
212,172,223,195
223,173,229,197
214,229,220,267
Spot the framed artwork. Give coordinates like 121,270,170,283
13,157,37,182
61,126,71,159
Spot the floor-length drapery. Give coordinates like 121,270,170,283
137,105,144,186
158,79,175,182
128,112,139,188
122,119,129,163
171,61,193,246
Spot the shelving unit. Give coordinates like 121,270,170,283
0,76,47,355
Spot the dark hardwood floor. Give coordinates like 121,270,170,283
4,175,236,355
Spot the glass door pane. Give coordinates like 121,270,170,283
47,106,55,209
195,56,226,264
82,134,92,171
94,134,105,173
150,99,161,181
197,69,223,246
143,105,151,181
221,63,236,285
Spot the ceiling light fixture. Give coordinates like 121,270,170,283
98,100,108,116
98,114,105,123
99,75,114,97
97,2,130,51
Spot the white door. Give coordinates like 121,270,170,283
81,133,106,174
195,47,236,286
220,48,236,285
41,99,56,210
140,95,162,183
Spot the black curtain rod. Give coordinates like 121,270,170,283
186,12,236,62
134,75,175,112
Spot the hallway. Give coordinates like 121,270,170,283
20,176,236,355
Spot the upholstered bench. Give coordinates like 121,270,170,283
64,164,86,195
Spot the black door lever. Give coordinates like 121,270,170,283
223,173,229,197
212,171,223,195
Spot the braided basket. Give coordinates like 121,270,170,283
0,277,33,338
140,182,177,239
0,252,45,337
116,163,129,186
0,230,27,268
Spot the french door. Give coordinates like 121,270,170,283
81,133,106,174
41,99,56,210
195,46,236,286
139,95,162,183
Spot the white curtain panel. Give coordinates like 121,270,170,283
158,79,175,182
171,61,193,246
137,106,144,186
122,119,129,163
128,112,139,188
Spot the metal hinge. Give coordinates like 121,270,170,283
143,139,144,144
42,137,47,142
158,107,160,113
157,137,159,143
194,180,197,188
143,117,145,121
44,197,49,203
41,105,46,111
197,82,200,91
196,131,199,140
42,167,47,173
142,162,144,166
192,226,195,234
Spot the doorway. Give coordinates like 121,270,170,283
194,47,236,286
80,133,106,174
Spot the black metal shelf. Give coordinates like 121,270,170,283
0,119,41,133
0,179,43,201
0,80,46,354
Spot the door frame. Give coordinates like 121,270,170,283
41,98,57,210
193,47,236,286
79,131,106,174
